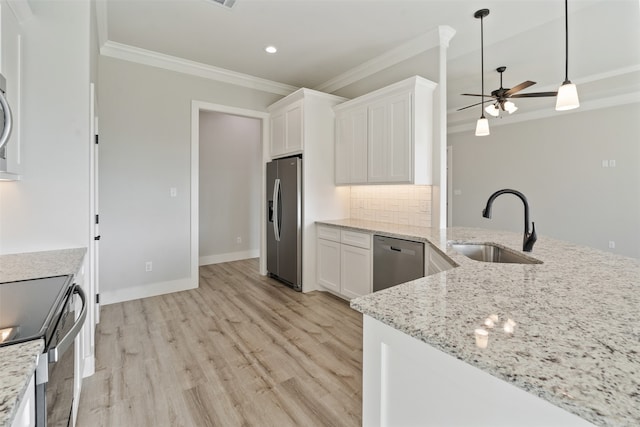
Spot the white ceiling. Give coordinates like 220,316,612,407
99,0,640,129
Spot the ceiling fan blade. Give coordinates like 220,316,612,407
510,91,558,98
456,99,494,111
461,93,494,97
505,81,536,96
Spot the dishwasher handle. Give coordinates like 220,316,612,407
380,244,416,257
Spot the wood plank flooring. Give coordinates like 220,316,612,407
76,259,363,427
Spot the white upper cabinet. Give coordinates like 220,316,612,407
268,99,303,158
0,2,25,180
335,106,367,185
334,76,436,185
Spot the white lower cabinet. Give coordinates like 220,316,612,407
11,373,35,427
317,225,372,299
363,315,594,427
340,245,371,299
317,238,341,293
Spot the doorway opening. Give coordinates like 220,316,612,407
190,101,270,287
199,111,261,265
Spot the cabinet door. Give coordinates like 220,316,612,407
285,101,303,153
368,92,412,183
387,93,412,182
0,4,23,178
350,108,368,183
367,101,387,182
271,112,286,157
317,238,341,293
335,112,350,185
341,245,371,299
335,107,367,185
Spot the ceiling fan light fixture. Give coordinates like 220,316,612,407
476,117,490,136
485,104,500,117
504,101,518,114
556,81,579,110
556,0,579,111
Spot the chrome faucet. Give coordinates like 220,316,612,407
482,189,537,252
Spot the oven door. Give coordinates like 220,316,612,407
35,284,87,427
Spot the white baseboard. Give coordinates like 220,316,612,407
101,276,197,305
199,249,259,266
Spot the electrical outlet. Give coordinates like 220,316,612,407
145,261,153,272
608,241,616,249
170,187,177,197
609,160,616,168
601,160,609,168
236,237,242,244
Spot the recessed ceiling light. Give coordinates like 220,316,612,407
265,46,277,54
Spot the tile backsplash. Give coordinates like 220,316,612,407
350,185,432,227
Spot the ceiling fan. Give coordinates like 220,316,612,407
458,66,558,116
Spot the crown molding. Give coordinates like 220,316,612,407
6,0,33,24
447,91,640,135
439,25,456,48
314,26,453,94
577,64,640,85
100,41,298,96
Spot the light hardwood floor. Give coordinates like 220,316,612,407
76,259,363,427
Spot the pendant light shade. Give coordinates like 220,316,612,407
474,9,490,137
475,117,490,136
556,81,579,110
556,0,579,111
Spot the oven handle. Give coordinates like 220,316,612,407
48,284,87,363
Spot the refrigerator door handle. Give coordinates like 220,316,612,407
273,178,281,242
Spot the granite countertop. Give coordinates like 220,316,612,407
0,248,86,427
318,219,640,427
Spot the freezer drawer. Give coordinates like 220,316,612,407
373,235,424,292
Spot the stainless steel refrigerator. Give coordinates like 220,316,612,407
266,156,302,291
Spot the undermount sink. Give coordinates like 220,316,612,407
450,243,542,265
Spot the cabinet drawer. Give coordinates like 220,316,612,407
317,225,341,242
341,230,371,249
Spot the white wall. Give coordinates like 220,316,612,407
98,56,281,303
449,103,640,259
0,1,91,254
199,111,261,265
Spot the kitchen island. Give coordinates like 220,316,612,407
0,248,86,427
317,219,640,427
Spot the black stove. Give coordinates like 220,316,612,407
0,275,74,348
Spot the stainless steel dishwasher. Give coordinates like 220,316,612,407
373,235,425,292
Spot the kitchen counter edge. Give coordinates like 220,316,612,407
316,219,640,427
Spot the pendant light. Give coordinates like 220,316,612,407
474,9,490,136
556,0,580,110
